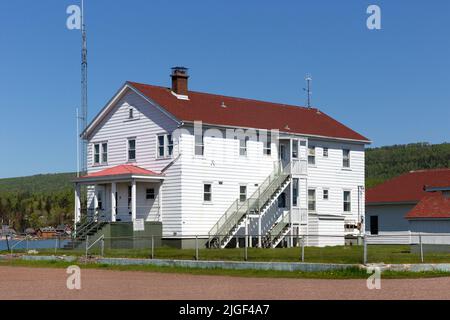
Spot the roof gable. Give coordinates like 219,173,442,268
406,192,450,219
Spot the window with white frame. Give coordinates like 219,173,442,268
167,134,173,156
308,146,316,165
292,140,299,159
323,189,329,200
239,137,249,156
343,149,350,168
157,134,173,158
323,147,329,158
128,138,136,161
94,144,100,165
308,189,316,211
157,135,165,158
293,178,299,207
195,132,204,156
101,143,108,163
263,134,272,156
146,188,155,200
93,143,108,165
344,191,351,212
239,185,247,202
203,183,212,202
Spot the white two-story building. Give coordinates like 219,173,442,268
74,67,370,248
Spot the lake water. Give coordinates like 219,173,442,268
0,239,70,251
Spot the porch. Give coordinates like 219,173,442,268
73,165,165,224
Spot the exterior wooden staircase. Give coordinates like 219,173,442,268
207,161,292,249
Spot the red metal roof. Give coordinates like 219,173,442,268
405,192,450,219
83,165,161,178
128,82,370,142
366,169,450,204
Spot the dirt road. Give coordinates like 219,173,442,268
1,266,450,300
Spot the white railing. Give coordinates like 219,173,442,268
290,159,307,175
291,207,308,224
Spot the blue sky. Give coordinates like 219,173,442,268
0,0,449,178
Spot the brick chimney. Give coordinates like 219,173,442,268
171,67,189,96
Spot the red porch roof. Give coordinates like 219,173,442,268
82,165,161,178
128,82,370,142
406,192,450,219
366,169,450,204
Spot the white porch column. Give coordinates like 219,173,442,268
111,182,117,222
158,182,163,222
74,183,81,224
93,185,98,221
131,179,137,222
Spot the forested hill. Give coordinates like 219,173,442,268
0,143,449,230
0,172,76,194
366,142,450,188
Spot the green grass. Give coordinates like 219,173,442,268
2,258,450,279
5,244,450,264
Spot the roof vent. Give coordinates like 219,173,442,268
221,102,227,108
171,67,189,97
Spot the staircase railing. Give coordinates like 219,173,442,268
269,214,290,240
208,160,291,247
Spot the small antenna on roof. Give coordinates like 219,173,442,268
303,75,312,108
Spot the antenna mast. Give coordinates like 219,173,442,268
304,75,312,108
80,0,88,174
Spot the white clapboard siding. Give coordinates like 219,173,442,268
307,140,365,230
178,131,279,237
86,89,183,236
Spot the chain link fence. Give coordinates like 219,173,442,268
2,233,450,264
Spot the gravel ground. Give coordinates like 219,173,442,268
1,266,450,300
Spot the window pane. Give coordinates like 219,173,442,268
344,191,351,212
343,149,350,167
292,140,298,159
94,144,100,164
128,139,136,160
158,135,165,146
308,147,315,165
239,186,247,202
293,178,299,207
195,134,204,156
308,190,316,211
204,184,212,202
323,147,328,157
146,188,155,200
167,135,173,156
159,147,164,157
102,143,108,163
